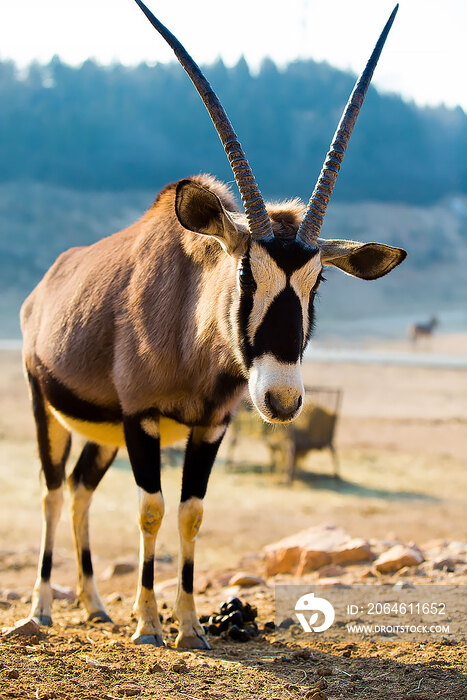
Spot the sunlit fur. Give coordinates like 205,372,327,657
22,175,321,431
21,173,405,644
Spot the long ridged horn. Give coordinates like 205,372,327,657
133,0,273,241
296,4,399,247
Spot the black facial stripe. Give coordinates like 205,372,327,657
303,295,317,357
34,357,121,424
237,247,255,368
256,238,319,275
252,285,303,363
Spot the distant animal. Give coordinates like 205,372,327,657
21,0,405,648
409,316,438,343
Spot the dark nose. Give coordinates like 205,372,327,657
265,391,302,421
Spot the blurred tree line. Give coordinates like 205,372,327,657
0,55,466,204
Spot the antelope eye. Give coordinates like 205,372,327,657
238,268,255,290
312,272,325,294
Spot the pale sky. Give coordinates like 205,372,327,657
1,0,466,112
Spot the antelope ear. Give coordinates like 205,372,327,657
318,239,407,280
175,179,248,256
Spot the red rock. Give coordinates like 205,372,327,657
51,584,75,601
264,525,374,577
432,557,456,572
297,550,331,576
374,545,424,574
4,618,41,639
318,564,345,579
103,559,137,579
331,538,373,565
228,572,266,587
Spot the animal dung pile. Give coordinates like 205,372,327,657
201,596,259,642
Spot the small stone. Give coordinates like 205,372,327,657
432,557,456,572
4,591,20,601
51,584,75,601
171,661,188,674
392,580,415,590
316,665,332,676
105,592,123,604
4,618,41,639
342,649,351,657
0,600,12,610
103,559,137,579
374,545,424,574
315,678,328,689
360,568,376,579
263,621,275,632
147,662,164,673
292,648,311,660
447,541,467,555
228,572,266,587
86,658,113,671
4,669,20,679
116,685,140,697
318,564,345,578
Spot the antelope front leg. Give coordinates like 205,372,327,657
124,415,165,646
174,425,226,649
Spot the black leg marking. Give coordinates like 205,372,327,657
180,431,224,502
40,551,52,581
28,371,71,489
181,560,194,594
124,416,161,494
70,442,117,491
81,548,93,577
141,557,154,590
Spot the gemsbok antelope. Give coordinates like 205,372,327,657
21,1,406,648
409,315,439,344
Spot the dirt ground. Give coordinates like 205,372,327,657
0,340,466,699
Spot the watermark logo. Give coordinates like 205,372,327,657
295,592,335,633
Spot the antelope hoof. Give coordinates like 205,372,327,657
175,632,211,650
32,615,52,627
132,633,166,646
88,610,113,623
